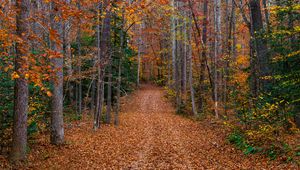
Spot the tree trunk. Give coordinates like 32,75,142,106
182,10,187,102
115,7,125,126
95,2,103,129
198,0,208,114
115,55,122,126
249,0,269,92
77,0,82,116
214,0,221,118
223,0,232,115
171,0,177,86
64,0,73,106
187,12,197,116
95,0,111,129
10,0,30,162
232,0,237,60
50,1,64,145
137,24,142,87
262,0,270,32
106,63,112,124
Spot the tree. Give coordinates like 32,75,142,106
214,0,221,118
10,0,30,162
76,0,83,117
95,0,112,129
115,6,125,126
249,0,269,92
187,11,197,116
50,1,64,145
200,0,208,114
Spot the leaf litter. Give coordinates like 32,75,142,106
1,84,298,169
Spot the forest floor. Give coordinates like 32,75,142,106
1,84,299,169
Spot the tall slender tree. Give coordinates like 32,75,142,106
115,8,125,126
76,0,83,116
214,0,222,118
199,0,208,114
249,0,269,92
10,0,30,162
50,1,64,145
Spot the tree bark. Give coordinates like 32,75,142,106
214,0,221,118
50,1,64,145
187,11,197,116
95,0,111,128
95,2,103,129
77,0,82,116
64,0,73,106
115,55,122,126
199,0,208,114
262,0,270,32
137,24,142,87
115,10,125,126
10,0,30,162
106,67,112,124
171,0,177,86
249,0,269,92
182,10,187,102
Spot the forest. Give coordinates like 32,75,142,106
0,0,299,169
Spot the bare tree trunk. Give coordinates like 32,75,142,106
167,49,171,87
171,0,177,86
90,4,99,115
77,0,82,116
95,2,103,129
187,12,197,115
249,0,269,92
50,1,64,145
232,0,237,60
91,76,96,112
175,1,182,112
10,0,30,162
214,0,221,118
137,24,142,87
64,0,73,106
115,8,125,126
95,3,101,129
115,55,122,126
171,0,181,112
105,61,112,124
198,0,208,114
95,0,112,128
223,0,230,115
96,71,105,128
182,10,187,102
262,0,270,32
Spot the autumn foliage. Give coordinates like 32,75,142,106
0,0,300,168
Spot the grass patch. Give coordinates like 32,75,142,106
227,130,260,155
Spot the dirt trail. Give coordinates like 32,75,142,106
24,85,296,169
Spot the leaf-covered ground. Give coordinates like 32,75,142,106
1,85,298,169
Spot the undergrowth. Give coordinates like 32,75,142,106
227,129,299,164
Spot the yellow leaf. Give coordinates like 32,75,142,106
46,91,52,97
11,72,20,80
25,73,30,79
236,44,242,50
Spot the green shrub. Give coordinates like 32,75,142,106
228,130,259,155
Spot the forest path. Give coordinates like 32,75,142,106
27,84,291,169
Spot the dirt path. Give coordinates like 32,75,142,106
25,85,296,169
